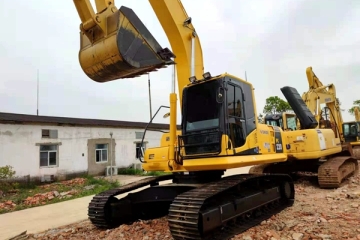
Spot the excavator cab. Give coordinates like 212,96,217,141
343,121,360,142
264,113,297,131
178,73,256,158
74,1,175,82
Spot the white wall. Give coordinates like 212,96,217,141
0,123,165,178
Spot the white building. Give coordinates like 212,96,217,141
0,112,175,181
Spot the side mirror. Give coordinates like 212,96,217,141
141,147,145,157
217,87,225,103
138,146,145,161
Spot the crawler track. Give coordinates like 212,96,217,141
88,174,174,228
88,173,294,240
318,156,359,188
249,157,359,189
168,174,294,240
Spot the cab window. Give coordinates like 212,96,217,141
343,124,350,136
286,116,297,130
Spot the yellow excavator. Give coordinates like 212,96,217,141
71,1,355,239
342,105,360,158
251,66,359,188
73,1,295,239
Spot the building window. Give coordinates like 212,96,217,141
41,129,58,139
95,144,108,163
135,132,144,139
135,142,146,158
42,129,50,138
40,145,58,167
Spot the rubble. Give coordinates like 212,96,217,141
39,178,86,190
18,170,360,240
22,190,79,206
0,200,16,210
0,177,89,212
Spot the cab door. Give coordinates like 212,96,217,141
226,83,246,151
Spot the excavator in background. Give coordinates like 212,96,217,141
250,66,359,188
71,1,357,239
342,106,360,157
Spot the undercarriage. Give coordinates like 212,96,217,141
249,156,359,188
88,172,295,240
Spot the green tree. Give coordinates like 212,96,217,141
257,113,264,123
263,96,292,114
348,100,360,115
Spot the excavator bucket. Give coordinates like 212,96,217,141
78,6,175,82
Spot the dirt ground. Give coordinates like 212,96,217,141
23,170,360,240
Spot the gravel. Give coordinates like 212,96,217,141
26,170,360,240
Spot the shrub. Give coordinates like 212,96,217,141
0,165,17,193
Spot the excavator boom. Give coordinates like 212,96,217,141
148,0,204,104
303,66,344,137
355,106,360,122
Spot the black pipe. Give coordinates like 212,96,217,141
138,105,170,163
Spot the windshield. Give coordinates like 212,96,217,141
185,80,220,132
343,122,359,137
266,119,282,127
286,116,297,130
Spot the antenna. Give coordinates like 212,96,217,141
245,71,247,81
37,69,39,116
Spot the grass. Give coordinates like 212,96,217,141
0,175,120,214
117,168,171,176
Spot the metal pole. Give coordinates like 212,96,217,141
172,64,176,93
148,73,152,120
110,132,113,182
37,69,39,116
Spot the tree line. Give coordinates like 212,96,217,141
258,96,360,123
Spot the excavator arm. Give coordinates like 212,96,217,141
355,106,360,122
302,66,343,137
73,0,204,105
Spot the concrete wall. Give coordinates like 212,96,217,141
0,123,165,179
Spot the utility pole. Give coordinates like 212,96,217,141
148,73,153,120
37,69,39,116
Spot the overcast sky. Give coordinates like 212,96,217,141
0,0,359,124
